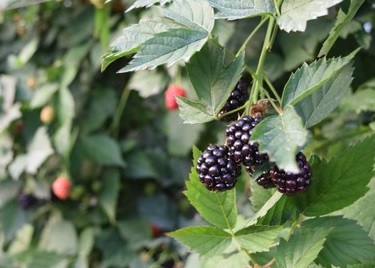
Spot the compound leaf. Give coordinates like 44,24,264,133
208,0,275,20
184,147,237,229
168,226,232,257
277,0,342,32
251,105,309,173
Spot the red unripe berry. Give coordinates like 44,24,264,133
164,84,186,110
52,176,72,200
151,223,163,237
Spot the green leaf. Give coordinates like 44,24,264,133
39,217,78,255
168,226,232,257
1,200,27,243
291,136,375,216
235,225,282,253
57,87,75,124
127,69,169,98
0,180,20,209
82,134,126,167
78,227,95,257
319,0,366,56
126,0,171,12
117,219,151,250
8,224,34,254
248,191,283,225
251,106,309,173
208,0,275,20
274,226,331,268
186,39,244,115
249,179,275,211
294,64,354,128
119,28,208,73
276,0,342,32
177,97,214,124
162,0,214,32
340,178,375,241
184,147,237,229
201,251,250,268
26,251,68,268
340,79,375,113
29,84,59,108
281,49,357,107
99,169,120,223
303,216,375,267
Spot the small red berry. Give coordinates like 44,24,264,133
52,176,72,200
164,84,186,110
151,223,163,237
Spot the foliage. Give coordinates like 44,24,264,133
1,0,375,267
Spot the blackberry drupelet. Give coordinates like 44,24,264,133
256,172,275,189
267,152,312,195
18,193,37,209
218,74,251,122
196,144,241,191
226,116,268,171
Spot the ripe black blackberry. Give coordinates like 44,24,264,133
18,193,37,209
218,74,251,122
255,172,275,189
226,116,268,171
196,144,241,191
266,152,312,195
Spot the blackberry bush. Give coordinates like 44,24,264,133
218,74,251,122
226,116,269,170
256,152,312,195
196,144,241,191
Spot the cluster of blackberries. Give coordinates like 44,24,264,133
17,193,37,210
218,74,251,122
196,114,312,195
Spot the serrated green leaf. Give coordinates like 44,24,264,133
281,49,357,107
201,251,250,268
303,216,375,267
274,226,330,268
249,179,275,211
99,169,120,223
186,39,244,116
248,191,283,225
251,106,308,173
177,97,214,124
126,0,171,12
82,135,125,167
168,226,232,257
319,0,366,56
277,0,342,32
235,225,282,253
184,147,237,229
209,0,275,20
162,0,214,32
340,178,375,241
119,28,208,72
294,64,354,128
291,136,375,216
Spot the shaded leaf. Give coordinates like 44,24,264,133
168,226,231,257
209,0,275,20
177,97,214,124
201,251,250,268
184,147,237,229
1,200,27,242
251,105,308,173
0,180,19,209
281,49,357,107
294,64,354,128
274,226,330,268
319,0,366,56
8,224,34,254
30,84,59,108
291,136,375,216
303,216,375,267
235,225,282,253
248,191,283,225
82,134,125,167
99,169,120,223
26,251,68,268
128,69,169,98
277,0,342,32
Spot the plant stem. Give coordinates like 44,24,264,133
248,16,277,112
110,86,130,136
264,76,282,104
236,17,268,57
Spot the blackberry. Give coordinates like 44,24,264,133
267,152,312,195
218,74,251,122
226,116,269,171
196,144,241,191
255,172,275,189
18,193,37,209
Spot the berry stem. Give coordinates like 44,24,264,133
264,76,282,105
110,86,130,136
